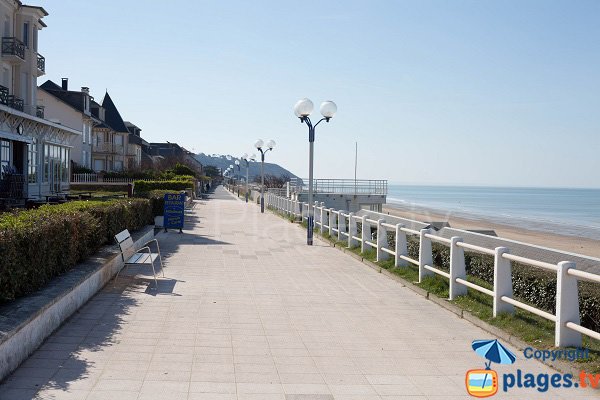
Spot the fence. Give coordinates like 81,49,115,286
289,178,388,195
71,174,174,185
264,192,600,347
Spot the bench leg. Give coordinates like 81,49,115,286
150,260,158,288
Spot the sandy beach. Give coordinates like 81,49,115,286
383,204,600,260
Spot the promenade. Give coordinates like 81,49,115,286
0,187,593,400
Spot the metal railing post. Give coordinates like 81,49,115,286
449,236,467,300
418,228,434,282
361,215,370,254
348,213,358,248
338,211,346,242
377,219,389,262
556,261,581,347
320,202,326,234
395,224,407,268
329,208,335,237
493,247,514,317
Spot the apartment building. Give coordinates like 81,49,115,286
38,78,93,169
0,1,80,203
124,121,142,170
89,92,131,172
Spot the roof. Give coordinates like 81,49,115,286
40,80,86,114
128,133,142,145
101,92,129,133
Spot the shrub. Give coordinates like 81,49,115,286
133,179,193,193
0,199,153,303
387,234,600,332
135,190,171,217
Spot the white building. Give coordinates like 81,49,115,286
38,78,93,169
0,1,80,203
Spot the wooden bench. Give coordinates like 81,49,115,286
114,229,164,287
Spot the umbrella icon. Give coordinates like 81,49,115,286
471,339,516,389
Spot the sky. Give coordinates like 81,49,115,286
35,0,599,188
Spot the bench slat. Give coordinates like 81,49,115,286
126,252,159,264
115,229,131,244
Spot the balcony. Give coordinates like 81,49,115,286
93,142,125,155
1,37,25,63
7,95,24,112
36,53,45,76
126,144,139,156
36,105,44,119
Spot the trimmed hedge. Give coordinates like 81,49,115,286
135,190,172,217
133,178,194,193
402,237,600,332
0,199,153,302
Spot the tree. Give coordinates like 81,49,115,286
203,165,221,178
253,174,291,188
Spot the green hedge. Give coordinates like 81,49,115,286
135,190,172,217
402,237,600,332
133,178,194,193
0,199,152,303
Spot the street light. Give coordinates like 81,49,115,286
255,139,276,213
294,98,337,245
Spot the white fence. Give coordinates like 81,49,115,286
71,174,176,185
265,192,600,347
71,174,135,184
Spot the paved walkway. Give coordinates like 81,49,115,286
0,187,595,400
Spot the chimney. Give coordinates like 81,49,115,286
81,87,89,94
61,78,68,91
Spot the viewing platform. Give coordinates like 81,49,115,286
0,187,594,400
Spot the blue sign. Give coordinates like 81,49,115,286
164,193,185,230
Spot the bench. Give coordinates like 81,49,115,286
114,229,164,287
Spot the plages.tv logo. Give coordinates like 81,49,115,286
466,339,516,398
466,339,600,397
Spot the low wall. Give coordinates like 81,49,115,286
0,226,154,381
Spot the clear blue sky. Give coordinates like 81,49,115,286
36,0,599,188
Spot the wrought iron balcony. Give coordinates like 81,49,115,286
0,85,8,106
36,105,44,119
37,53,45,74
7,95,24,112
1,37,25,61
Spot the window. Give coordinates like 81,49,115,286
27,139,37,183
114,160,123,171
94,159,104,171
32,27,37,51
23,22,29,47
114,135,123,145
1,140,10,177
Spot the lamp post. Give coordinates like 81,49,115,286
241,153,256,203
255,139,276,213
294,98,337,245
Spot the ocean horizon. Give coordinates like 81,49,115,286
387,185,600,240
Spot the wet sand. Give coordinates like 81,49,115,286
382,204,600,260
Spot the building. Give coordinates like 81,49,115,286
148,142,203,176
124,121,142,170
38,79,93,169
0,1,80,203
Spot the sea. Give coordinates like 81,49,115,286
387,185,600,240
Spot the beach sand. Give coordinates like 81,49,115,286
382,204,600,260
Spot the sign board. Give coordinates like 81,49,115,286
164,193,185,230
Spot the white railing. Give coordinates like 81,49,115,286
289,178,388,195
264,192,600,347
71,174,178,185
